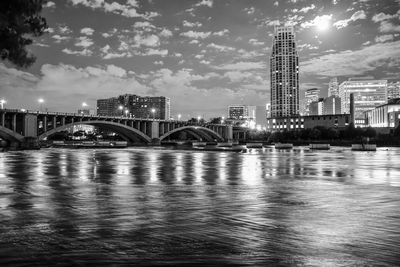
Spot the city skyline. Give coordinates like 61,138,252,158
0,0,400,118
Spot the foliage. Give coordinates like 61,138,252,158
0,0,48,67
209,117,222,124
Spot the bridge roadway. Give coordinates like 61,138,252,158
0,109,233,147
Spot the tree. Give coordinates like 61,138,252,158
0,0,48,68
209,117,222,124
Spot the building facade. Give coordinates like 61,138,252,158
328,77,339,97
97,95,171,119
270,25,299,117
338,77,387,125
364,98,400,128
266,114,350,131
304,88,320,115
97,97,120,116
309,98,324,116
323,95,341,115
387,81,400,100
228,105,256,120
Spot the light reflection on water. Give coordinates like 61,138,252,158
0,147,400,266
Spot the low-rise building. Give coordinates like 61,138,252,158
266,114,351,131
364,98,400,128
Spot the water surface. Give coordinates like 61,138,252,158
1,147,400,266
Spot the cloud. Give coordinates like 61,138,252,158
106,64,127,77
133,34,160,47
154,61,164,65
295,4,315,13
207,43,235,52
80,27,94,35
301,40,400,76
58,25,72,34
183,20,202,27
141,48,168,56
75,36,94,47
51,34,70,42
160,28,173,37
70,0,159,20
44,1,55,8
375,34,395,43
274,1,278,6
213,29,230,36
195,0,213,8
62,48,93,56
214,61,265,71
333,10,367,29
244,7,255,15
372,12,397,22
301,14,332,28
249,39,265,46
180,30,211,39
379,21,400,33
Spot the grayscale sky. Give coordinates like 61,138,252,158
0,0,399,118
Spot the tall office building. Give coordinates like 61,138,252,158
323,95,341,115
338,77,387,125
304,88,320,115
328,77,339,97
387,81,400,100
309,98,324,116
270,25,299,117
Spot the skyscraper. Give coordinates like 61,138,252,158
328,77,339,97
338,77,387,126
304,88,320,115
270,25,299,118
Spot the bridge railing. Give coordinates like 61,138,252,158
0,108,230,126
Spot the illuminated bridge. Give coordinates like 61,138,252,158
0,109,232,147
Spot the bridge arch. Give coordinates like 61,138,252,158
159,126,224,142
0,126,25,144
38,121,152,143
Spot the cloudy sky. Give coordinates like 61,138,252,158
0,0,399,118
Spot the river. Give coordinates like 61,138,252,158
1,147,400,266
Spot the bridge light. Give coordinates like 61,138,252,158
0,99,6,109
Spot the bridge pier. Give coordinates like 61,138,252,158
1,113,4,127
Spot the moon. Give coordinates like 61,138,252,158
316,15,331,31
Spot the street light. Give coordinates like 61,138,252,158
178,114,181,121
0,99,6,109
118,105,123,116
197,116,201,124
82,102,88,107
151,108,156,120
221,116,225,124
38,98,44,112
124,109,129,117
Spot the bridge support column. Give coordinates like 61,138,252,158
224,125,233,141
24,114,38,137
12,114,17,132
53,116,57,130
43,116,47,132
61,117,66,126
159,122,164,136
1,113,5,127
150,121,160,145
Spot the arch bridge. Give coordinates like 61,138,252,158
0,109,232,147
